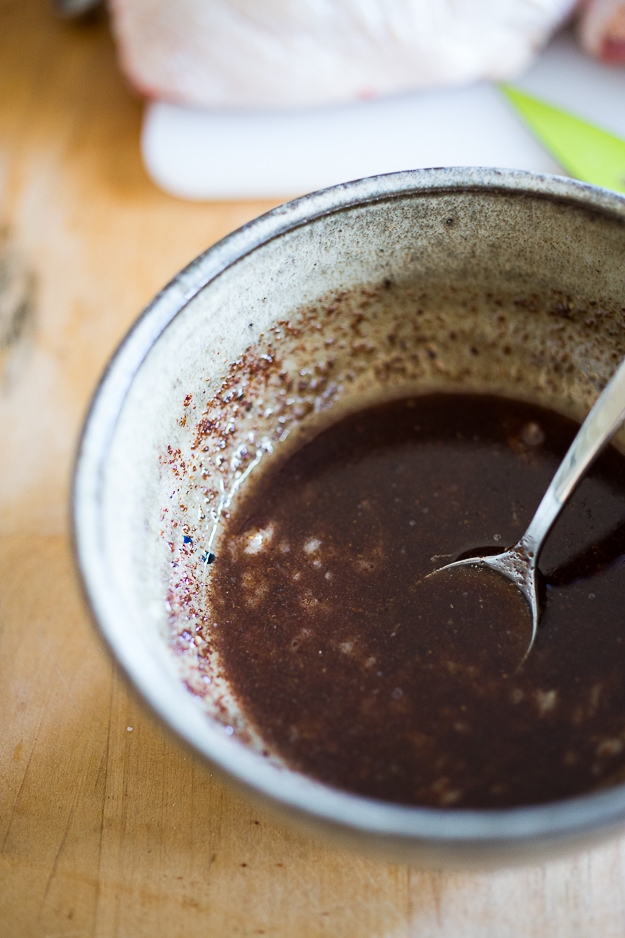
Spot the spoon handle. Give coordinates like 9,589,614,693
523,356,625,556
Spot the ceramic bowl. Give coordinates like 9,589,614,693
73,168,625,867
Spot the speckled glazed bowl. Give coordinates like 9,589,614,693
74,168,625,868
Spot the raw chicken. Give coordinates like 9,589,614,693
109,0,623,109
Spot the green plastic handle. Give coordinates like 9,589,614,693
501,85,625,194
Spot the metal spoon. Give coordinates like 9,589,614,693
430,355,625,661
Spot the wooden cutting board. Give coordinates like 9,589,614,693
2,3,625,934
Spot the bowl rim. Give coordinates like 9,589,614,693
72,167,625,854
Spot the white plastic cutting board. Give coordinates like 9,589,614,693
142,31,625,201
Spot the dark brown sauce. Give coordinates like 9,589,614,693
206,394,625,808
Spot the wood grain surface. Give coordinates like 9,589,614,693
1,2,625,934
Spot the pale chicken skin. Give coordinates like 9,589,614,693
109,0,625,109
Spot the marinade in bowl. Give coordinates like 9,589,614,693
205,390,625,809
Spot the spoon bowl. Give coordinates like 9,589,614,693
430,538,539,664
